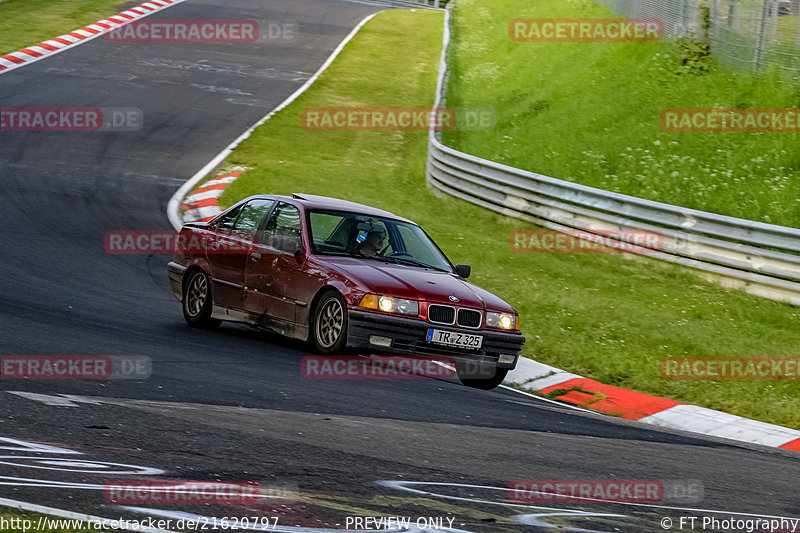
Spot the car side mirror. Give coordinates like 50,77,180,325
455,264,471,279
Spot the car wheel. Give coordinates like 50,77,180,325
182,269,221,329
456,361,508,390
312,292,348,354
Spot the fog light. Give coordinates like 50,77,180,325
498,354,516,365
369,335,392,348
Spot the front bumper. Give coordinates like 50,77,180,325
347,309,525,369
167,262,187,302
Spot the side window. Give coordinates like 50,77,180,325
232,199,274,241
216,205,242,232
262,203,302,253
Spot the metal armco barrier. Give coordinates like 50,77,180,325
426,4,800,306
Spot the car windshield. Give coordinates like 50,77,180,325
307,209,453,273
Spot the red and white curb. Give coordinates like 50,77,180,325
505,358,800,452
0,0,187,76
181,170,245,223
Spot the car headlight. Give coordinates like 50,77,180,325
359,294,419,316
486,311,516,330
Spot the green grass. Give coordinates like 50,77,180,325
216,9,800,429
0,0,129,56
443,0,800,228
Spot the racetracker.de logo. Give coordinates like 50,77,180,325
104,230,255,255
661,357,800,380
103,480,261,505
302,107,452,132
105,20,298,43
0,108,142,132
510,479,703,504
300,107,495,132
661,108,800,132
301,356,457,379
510,479,665,504
1,356,151,380
510,18,663,42
509,229,663,253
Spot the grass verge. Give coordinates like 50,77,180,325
0,0,131,56
443,0,800,228
216,9,800,429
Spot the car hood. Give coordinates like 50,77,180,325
322,256,516,312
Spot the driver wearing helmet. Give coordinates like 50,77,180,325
358,228,385,258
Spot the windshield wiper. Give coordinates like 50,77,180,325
325,250,387,261
383,256,450,273
322,250,450,273
320,250,358,256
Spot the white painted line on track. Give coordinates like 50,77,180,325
380,480,800,522
0,497,178,533
6,392,83,407
166,12,379,230
432,359,593,413
498,384,596,413
6,391,103,407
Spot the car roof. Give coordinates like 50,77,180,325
252,193,414,223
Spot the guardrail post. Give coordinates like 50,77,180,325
728,0,740,30
754,0,779,71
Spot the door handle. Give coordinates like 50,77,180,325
250,252,261,262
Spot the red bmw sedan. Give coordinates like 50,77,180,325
168,194,524,389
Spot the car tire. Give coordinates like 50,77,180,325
456,361,508,390
312,291,348,354
182,269,221,329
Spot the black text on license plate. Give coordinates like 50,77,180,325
426,329,483,349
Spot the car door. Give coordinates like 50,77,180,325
244,201,307,322
206,199,273,310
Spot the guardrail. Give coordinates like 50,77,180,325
426,4,800,306
387,0,445,7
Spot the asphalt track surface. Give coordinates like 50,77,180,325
0,1,799,531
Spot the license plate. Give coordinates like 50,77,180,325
426,328,483,349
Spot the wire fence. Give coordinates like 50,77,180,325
597,0,800,73
426,4,800,306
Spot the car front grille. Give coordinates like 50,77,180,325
428,304,456,325
457,309,482,328
428,304,482,328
